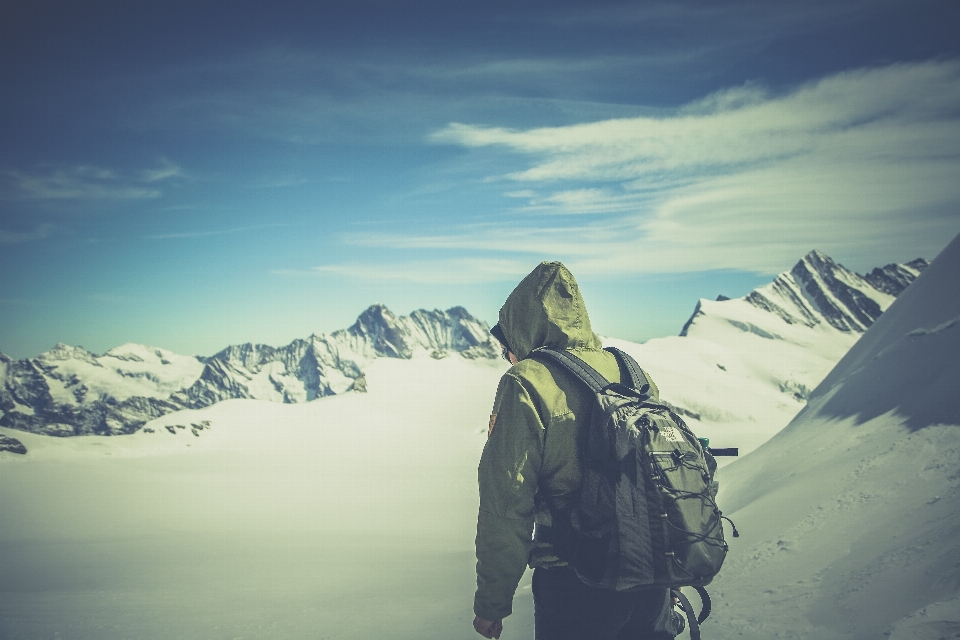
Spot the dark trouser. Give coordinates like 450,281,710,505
532,567,678,640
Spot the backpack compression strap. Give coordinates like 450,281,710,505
675,586,712,640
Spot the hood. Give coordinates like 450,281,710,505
497,262,602,360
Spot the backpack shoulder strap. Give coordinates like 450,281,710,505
604,346,652,389
530,347,609,394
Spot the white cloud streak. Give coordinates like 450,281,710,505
0,223,54,244
145,223,290,240
273,258,534,285
420,60,960,274
2,161,184,201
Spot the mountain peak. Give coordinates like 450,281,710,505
862,258,931,296
39,342,100,364
682,252,928,338
801,248,832,262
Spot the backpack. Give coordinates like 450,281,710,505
532,346,735,639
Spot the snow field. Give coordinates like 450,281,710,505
0,354,529,640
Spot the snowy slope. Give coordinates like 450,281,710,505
705,233,960,640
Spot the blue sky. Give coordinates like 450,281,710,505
2,0,959,359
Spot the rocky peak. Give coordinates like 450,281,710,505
348,303,411,358
38,343,101,366
696,251,929,336
788,251,884,332
214,342,280,373
862,258,929,296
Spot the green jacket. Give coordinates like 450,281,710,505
473,262,659,620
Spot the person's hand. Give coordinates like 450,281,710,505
473,616,503,638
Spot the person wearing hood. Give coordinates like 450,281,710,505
473,262,672,640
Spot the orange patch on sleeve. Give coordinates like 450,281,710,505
488,413,497,438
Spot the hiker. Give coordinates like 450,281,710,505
473,262,679,640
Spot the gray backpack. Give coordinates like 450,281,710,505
532,347,736,637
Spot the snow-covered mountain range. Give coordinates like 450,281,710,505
0,305,498,439
0,251,927,449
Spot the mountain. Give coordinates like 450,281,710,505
0,305,498,437
0,252,928,446
607,251,928,458
706,233,960,639
681,250,928,336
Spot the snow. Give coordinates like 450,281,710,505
0,245,953,639
605,293,860,460
35,342,206,404
704,232,960,639
0,353,523,640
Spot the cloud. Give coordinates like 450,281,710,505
0,223,55,244
340,226,621,255
274,258,534,284
145,223,290,240
420,60,960,274
139,159,184,183
1,161,183,201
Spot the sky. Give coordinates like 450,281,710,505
2,0,959,360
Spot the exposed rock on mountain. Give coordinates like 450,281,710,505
0,305,498,436
0,433,27,454
682,251,928,336
173,304,497,409
863,258,930,296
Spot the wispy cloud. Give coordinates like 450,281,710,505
416,60,960,274
341,224,630,256
273,258,533,284
0,223,55,244
129,48,677,147
2,161,184,201
139,159,184,183
145,223,291,240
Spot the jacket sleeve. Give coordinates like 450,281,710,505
474,372,545,621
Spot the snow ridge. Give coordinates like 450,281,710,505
0,305,498,437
